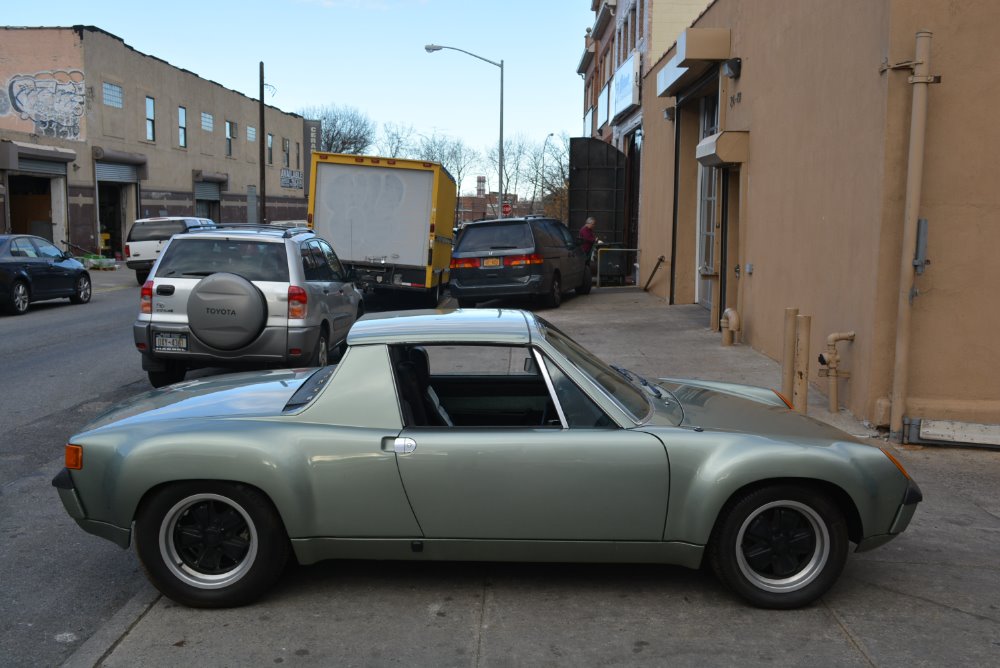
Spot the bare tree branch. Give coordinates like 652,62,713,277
299,104,376,154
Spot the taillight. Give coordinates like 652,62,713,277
140,280,153,314
288,286,308,319
124,245,131,258
504,253,544,267
65,444,83,470
450,257,481,269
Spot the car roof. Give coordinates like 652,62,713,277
174,225,313,241
461,216,555,228
348,309,536,346
133,217,211,223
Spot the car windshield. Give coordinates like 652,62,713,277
455,222,533,252
155,238,289,282
537,318,652,423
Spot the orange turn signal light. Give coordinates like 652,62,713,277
65,444,83,470
772,390,794,409
880,447,912,479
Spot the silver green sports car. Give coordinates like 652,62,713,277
53,309,921,609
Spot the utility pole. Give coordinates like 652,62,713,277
259,62,266,223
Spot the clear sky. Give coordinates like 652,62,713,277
4,0,594,158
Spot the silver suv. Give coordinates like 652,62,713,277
133,225,364,387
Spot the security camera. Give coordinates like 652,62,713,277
818,352,830,366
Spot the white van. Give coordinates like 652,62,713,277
125,217,214,284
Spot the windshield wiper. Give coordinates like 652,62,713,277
610,364,634,381
614,365,666,400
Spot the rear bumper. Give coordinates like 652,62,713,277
52,468,131,549
125,260,154,271
133,320,320,369
449,274,545,301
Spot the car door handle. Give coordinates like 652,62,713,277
380,437,416,454
156,285,175,295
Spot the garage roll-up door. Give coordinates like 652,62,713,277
95,161,138,182
18,158,68,176
195,181,221,201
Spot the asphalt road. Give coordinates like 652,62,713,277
0,273,150,668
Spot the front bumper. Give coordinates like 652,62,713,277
52,468,131,549
856,478,923,552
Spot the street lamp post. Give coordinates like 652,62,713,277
425,43,505,218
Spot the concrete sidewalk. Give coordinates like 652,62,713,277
65,287,1000,668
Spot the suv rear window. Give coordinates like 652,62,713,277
127,221,194,242
155,238,290,282
455,222,534,253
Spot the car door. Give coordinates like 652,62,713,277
9,237,51,296
552,222,586,287
31,237,75,296
391,343,669,541
316,239,355,343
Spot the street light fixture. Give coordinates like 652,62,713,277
425,43,505,218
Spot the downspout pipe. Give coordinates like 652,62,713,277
890,31,935,438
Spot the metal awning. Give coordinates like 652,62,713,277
0,140,76,170
696,131,749,167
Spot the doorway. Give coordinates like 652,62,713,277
98,183,125,258
8,175,52,238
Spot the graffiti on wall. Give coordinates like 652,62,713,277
0,70,85,140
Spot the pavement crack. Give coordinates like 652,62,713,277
824,600,877,667
852,577,1000,624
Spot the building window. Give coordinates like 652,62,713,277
103,82,123,109
225,120,237,157
145,96,156,141
295,142,300,170
282,138,290,168
178,106,187,147
696,93,720,310
201,112,214,132
267,133,273,164
247,126,256,142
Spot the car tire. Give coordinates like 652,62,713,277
136,271,149,285
426,282,442,308
577,265,593,295
148,363,187,388
4,280,30,315
310,326,330,366
134,481,289,608
543,273,562,309
707,484,849,609
70,274,92,304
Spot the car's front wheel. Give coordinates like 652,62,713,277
134,481,289,608
70,274,92,304
707,484,848,609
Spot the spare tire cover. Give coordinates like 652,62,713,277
187,273,268,350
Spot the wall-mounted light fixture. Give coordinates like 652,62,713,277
663,107,675,122
722,57,742,79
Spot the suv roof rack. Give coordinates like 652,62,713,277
205,223,313,238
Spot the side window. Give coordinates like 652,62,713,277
11,238,39,258
301,240,333,281
542,355,615,428
317,240,345,279
530,221,557,248
32,239,64,259
553,222,577,249
391,344,553,428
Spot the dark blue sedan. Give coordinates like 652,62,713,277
0,234,91,315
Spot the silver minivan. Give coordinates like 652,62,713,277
125,217,215,284
133,225,364,387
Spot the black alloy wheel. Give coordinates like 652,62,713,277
708,484,848,609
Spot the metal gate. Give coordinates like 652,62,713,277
95,161,138,182
17,159,67,177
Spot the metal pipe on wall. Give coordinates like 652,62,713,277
782,307,799,398
890,31,935,437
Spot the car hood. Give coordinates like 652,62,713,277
656,377,861,444
82,368,316,431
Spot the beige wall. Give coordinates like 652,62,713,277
638,0,1000,427
648,0,712,65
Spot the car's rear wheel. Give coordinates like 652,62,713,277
4,280,30,315
135,270,149,285
707,484,848,609
134,481,289,608
148,362,186,388
310,326,330,366
543,273,562,308
70,274,92,304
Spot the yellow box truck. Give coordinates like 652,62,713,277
307,152,456,304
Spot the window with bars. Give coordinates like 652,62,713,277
247,126,256,142
103,82,123,108
145,96,156,141
178,106,187,147
201,112,214,132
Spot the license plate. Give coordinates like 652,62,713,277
155,332,188,352
483,257,501,268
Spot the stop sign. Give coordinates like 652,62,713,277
501,202,512,216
